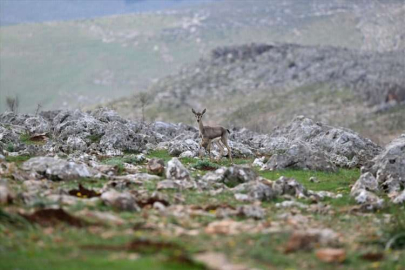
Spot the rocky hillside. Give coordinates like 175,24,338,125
0,109,382,171
110,43,405,145
1,109,405,269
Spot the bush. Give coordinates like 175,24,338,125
192,160,220,171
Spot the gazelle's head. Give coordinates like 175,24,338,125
191,108,206,123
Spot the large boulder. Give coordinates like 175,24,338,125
370,134,405,183
356,134,405,203
232,180,277,201
53,110,104,142
168,139,200,156
263,141,337,172
350,172,379,196
22,157,95,180
99,121,145,153
268,116,381,168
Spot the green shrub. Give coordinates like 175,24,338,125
192,160,220,171
6,143,14,152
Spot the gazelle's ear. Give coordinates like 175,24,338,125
191,108,197,114
202,108,206,115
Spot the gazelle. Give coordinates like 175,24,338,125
192,108,233,163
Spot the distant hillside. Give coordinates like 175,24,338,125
109,43,405,145
1,0,404,113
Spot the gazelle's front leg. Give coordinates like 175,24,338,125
207,140,213,162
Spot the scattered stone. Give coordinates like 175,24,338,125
276,201,308,209
76,210,125,225
351,172,379,195
284,229,340,253
234,193,252,202
309,177,319,183
157,179,196,190
179,150,195,158
0,185,13,205
101,190,140,211
232,180,277,201
236,204,265,220
315,248,346,263
222,165,257,187
252,156,266,167
194,252,248,270
273,176,307,198
22,157,95,180
393,189,405,204
166,158,190,180
353,190,384,210
147,158,165,175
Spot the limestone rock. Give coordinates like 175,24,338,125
22,157,95,180
166,158,190,180
147,158,165,175
101,190,140,211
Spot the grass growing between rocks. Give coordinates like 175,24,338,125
5,155,31,163
20,133,46,145
2,150,405,269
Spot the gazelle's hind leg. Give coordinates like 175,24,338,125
215,140,224,162
221,136,233,164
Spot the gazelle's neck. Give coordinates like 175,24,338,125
198,120,204,134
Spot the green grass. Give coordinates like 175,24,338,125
6,142,15,152
87,134,103,144
148,150,172,162
101,155,144,174
191,160,220,170
20,133,46,145
258,168,360,193
5,155,31,163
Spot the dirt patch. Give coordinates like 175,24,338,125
83,238,183,254
191,204,236,211
22,208,87,227
68,184,101,198
136,197,170,208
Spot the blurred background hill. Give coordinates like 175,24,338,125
1,0,404,144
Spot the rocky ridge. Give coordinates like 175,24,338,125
111,43,405,145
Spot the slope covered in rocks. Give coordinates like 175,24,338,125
111,43,405,145
1,109,405,269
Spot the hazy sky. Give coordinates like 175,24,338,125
0,0,218,25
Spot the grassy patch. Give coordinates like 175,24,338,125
147,150,172,162
20,133,46,145
6,142,15,152
381,206,405,250
258,168,360,193
87,134,103,144
101,155,144,174
5,155,31,163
